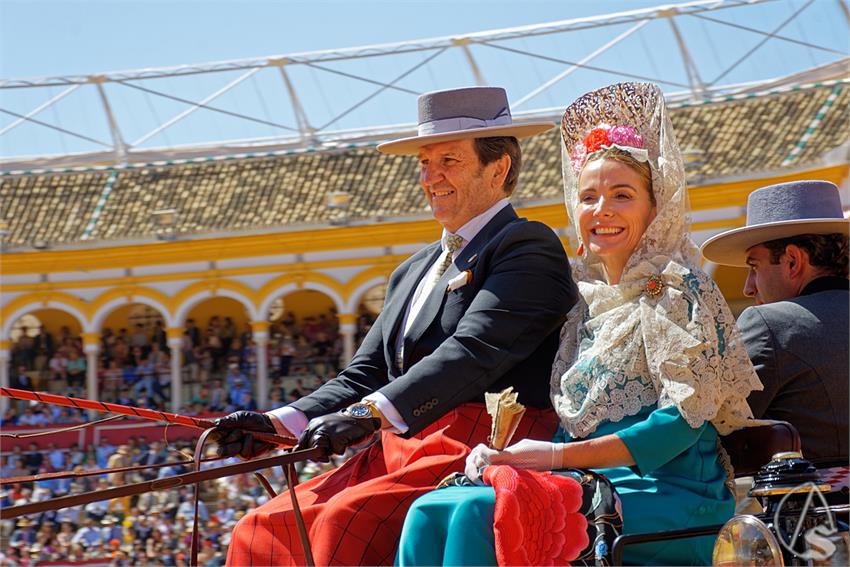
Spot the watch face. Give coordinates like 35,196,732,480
347,404,372,419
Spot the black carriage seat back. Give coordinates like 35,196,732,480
721,420,801,478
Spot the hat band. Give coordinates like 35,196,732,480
418,114,512,136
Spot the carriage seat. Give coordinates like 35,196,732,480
722,420,801,478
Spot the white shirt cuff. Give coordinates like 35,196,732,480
363,392,408,434
265,406,309,438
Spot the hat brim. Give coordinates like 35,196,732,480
376,122,554,155
701,218,850,267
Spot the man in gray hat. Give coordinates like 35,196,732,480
214,86,577,565
702,180,848,482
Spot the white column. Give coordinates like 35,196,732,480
0,343,10,415
251,321,270,410
82,334,100,420
255,335,269,410
338,313,358,366
167,328,184,413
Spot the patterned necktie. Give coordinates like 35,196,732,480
396,234,464,372
434,234,465,283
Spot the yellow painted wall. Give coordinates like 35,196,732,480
100,303,166,333
16,308,83,338
278,290,336,322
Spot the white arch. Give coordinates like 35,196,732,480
259,282,345,321
2,301,88,340
345,276,389,313
90,296,175,332
174,289,258,326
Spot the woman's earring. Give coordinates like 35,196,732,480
577,243,584,256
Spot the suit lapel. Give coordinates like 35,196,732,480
383,243,442,366
403,205,519,363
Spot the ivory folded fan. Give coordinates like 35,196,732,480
485,387,526,450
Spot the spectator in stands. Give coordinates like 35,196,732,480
130,323,149,350
72,518,102,548
224,363,247,391
107,445,132,516
218,316,233,348
10,518,37,547
268,388,285,409
22,442,44,474
225,338,244,367
84,483,110,522
46,443,64,470
185,318,201,348
278,333,295,377
182,335,200,383
156,352,172,398
34,325,55,356
205,328,223,371
152,320,168,352
95,438,115,468
208,379,227,412
132,356,159,401
0,408,17,426
12,364,34,391
239,322,253,345
227,378,250,411
17,407,46,427
0,455,21,479
100,516,123,544
176,487,209,523
102,359,123,401
47,350,68,391
65,351,86,391
238,392,258,411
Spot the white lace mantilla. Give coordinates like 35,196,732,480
553,83,762,439
551,260,760,438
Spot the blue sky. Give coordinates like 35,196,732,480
2,0,847,160
3,0,668,77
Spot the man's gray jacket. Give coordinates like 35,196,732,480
739,276,849,466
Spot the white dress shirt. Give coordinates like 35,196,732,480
268,198,511,436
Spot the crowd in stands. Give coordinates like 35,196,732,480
5,309,377,421
1,308,376,564
1,435,348,565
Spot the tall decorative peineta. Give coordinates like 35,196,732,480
559,82,695,278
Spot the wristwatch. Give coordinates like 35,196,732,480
343,400,384,426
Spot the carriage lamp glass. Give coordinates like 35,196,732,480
713,515,784,567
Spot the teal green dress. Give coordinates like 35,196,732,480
396,404,733,566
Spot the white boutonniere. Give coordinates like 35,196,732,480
446,270,473,292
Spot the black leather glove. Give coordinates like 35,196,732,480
211,411,277,459
296,412,381,462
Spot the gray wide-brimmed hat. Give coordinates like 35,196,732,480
701,180,849,266
377,86,554,155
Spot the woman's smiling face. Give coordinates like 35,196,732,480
577,157,656,284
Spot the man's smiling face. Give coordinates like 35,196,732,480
418,138,506,233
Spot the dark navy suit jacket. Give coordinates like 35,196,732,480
290,205,577,436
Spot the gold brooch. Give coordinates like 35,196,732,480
645,274,665,298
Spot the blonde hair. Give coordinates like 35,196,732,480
584,147,655,206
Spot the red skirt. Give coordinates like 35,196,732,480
226,403,558,566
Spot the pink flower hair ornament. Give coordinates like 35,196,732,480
570,124,645,174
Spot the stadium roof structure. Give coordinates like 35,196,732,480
1,0,848,250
